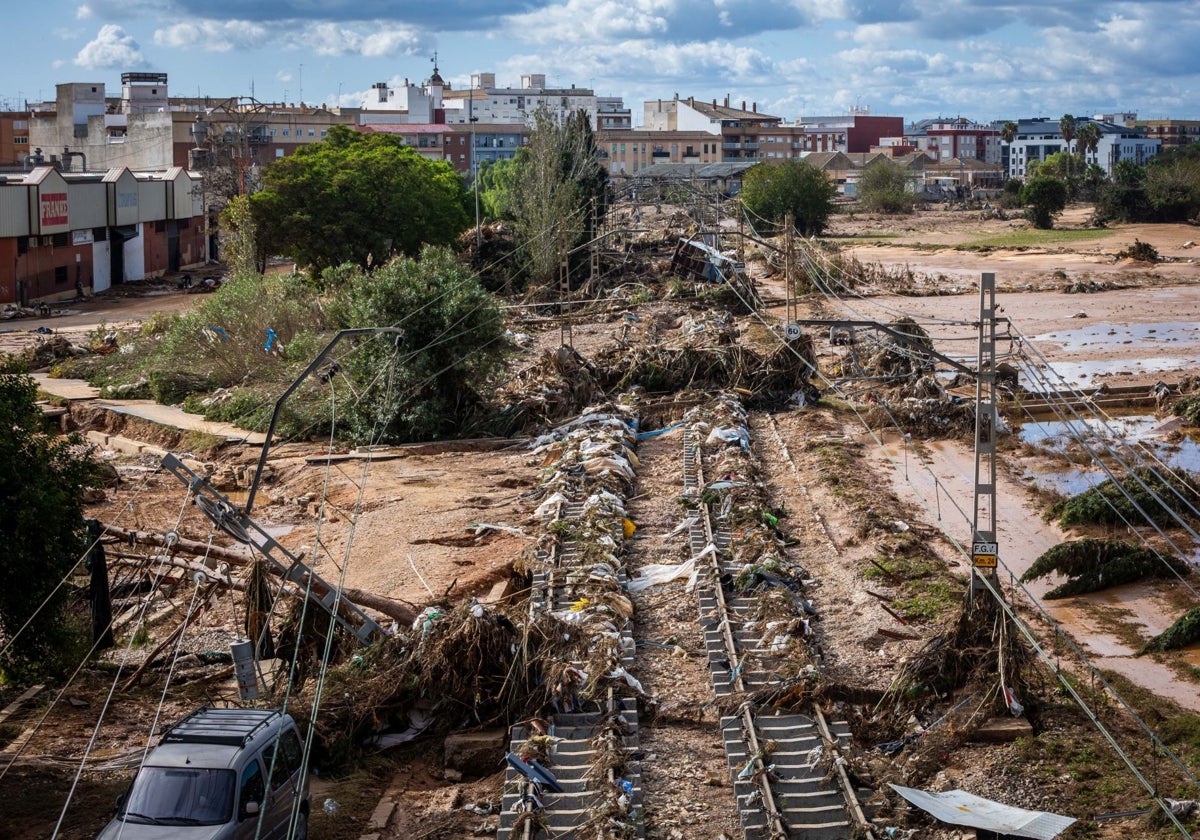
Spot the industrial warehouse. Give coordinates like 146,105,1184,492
0,162,205,305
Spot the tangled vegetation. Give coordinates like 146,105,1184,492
57,247,508,444
1173,394,1200,426
1143,606,1200,653
1046,467,1200,529
1021,538,1188,599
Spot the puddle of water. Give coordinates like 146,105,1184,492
224,490,273,506
1022,467,1104,496
1025,357,1196,390
1032,321,1200,352
1018,414,1200,479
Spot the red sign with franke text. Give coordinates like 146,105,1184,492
41,192,68,227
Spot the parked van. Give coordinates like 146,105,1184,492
97,706,311,840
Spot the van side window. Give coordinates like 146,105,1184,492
263,729,304,790
280,729,304,777
239,759,265,817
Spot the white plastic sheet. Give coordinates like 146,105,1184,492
889,784,1076,839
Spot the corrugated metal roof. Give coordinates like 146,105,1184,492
890,784,1077,839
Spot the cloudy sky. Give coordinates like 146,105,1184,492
6,0,1199,123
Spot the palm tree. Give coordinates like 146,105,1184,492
1060,114,1077,180
1000,121,1018,179
1077,121,1102,165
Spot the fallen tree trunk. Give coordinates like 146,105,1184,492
102,523,418,627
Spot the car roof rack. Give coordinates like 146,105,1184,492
160,706,282,748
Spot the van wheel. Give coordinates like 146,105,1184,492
292,810,308,840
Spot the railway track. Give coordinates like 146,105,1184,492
682,399,875,840
497,409,644,840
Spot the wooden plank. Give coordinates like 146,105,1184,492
0,684,45,725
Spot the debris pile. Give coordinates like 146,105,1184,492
871,600,1038,783
509,398,645,836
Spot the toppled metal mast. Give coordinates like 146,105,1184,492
163,327,404,645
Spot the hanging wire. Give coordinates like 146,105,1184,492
50,488,195,838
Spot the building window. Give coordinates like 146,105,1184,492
52,232,69,247
14,136,27,144
321,130,327,137
276,148,284,158
308,129,315,137
282,129,290,136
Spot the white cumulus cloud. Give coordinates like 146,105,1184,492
74,24,144,70
154,19,268,52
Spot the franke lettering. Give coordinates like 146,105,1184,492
41,192,68,226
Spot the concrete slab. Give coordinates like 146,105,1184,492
31,373,100,400
367,799,396,831
93,400,267,444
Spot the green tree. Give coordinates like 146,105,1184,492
220,194,263,275
251,125,470,273
326,246,508,442
1000,121,1018,179
1028,150,1085,182
0,359,98,680
1059,114,1077,180
510,107,607,288
740,160,838,236
857,160,915,213
1020,176,1069,228
1145,156,1200,221
477,157,520,221
1076,122,1102,163
1096,160,1150,223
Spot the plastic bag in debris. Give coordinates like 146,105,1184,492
706,480,746,492
1004,688,1024,717
535,492,570,518
625,558,696,593
706,426,750,450
802,744,824,770
1167,799,1199,818
469,522,530,539
366,708,432,748
551,609,612,629
622,518,637,538
637,423,682,441
668,516,699,538
582,456,635,481
413,606,443,635
607,667,645,694
583,490,626,515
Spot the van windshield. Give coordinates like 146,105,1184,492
120,767,235,826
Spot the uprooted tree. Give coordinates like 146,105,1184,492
0,359,101,680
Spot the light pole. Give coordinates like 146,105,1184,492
469,91,480,248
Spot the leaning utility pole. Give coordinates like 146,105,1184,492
970,271,1000,601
